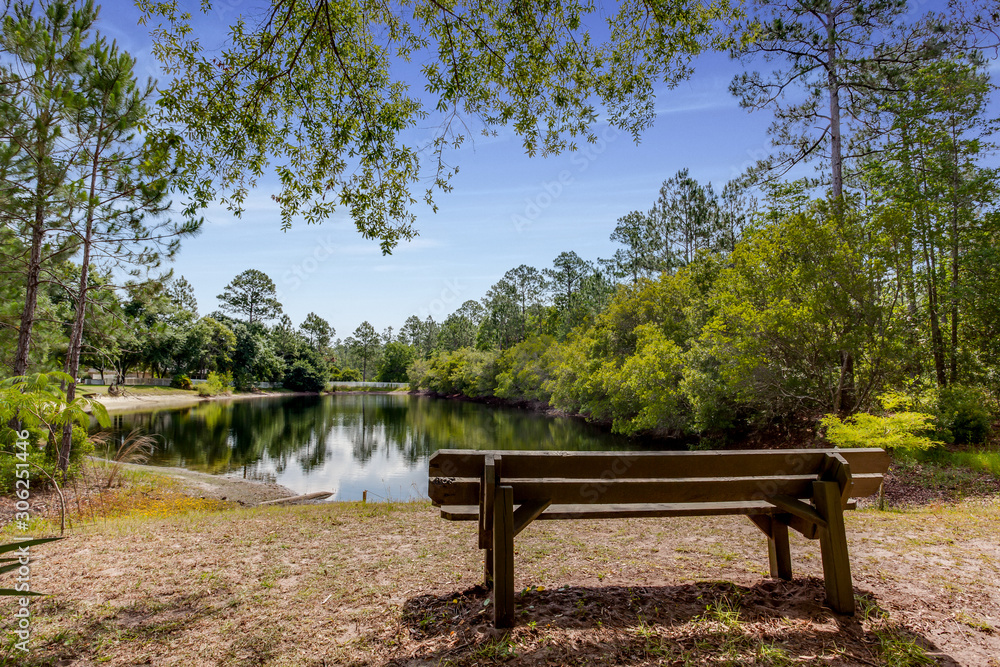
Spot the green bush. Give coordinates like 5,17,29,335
494,335,556,402
0,425,92,493
170,373,193,390
821,392,942,452
283,359,328,392
407,358,432,389
332,367,362,382
419,348,498,397
197,371,233,397
0,430,46,495
935,384,993,445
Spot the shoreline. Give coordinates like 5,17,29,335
114,459,297,504
89,389,314,414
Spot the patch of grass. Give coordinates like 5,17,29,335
695,588,743,629
892,454,999,496
955,610,995,633
471,636,518,660
72,485,229,523
902,445,1000,478
857,594,934,666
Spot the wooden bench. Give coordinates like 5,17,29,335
428,447,889,628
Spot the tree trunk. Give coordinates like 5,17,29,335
949,125,961,385
59,133,102,474
13,174,47,377
827,12,843,201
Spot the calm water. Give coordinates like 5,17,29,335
98,394,647,501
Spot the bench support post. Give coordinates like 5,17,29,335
813,480,855,614
749,515,793,581
480,455,498,588
768,520,792,581
493,485,515,628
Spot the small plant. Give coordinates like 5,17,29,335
198,371,233,397
1,537,62,596
821,403,942,452
99,429,157,488
471,637,517,660
857,594,934,666
170,373,193,390
698,590,742,628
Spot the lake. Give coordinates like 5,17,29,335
98,393,653,501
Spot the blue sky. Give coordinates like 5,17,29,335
94,0,973,338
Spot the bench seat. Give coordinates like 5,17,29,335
438,499,857,521
428,447,890,628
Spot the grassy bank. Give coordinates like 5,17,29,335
2,462,999,666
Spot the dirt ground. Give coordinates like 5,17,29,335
3,474,999,666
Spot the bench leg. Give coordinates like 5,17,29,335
813,480,855,615
481,455,497,589
493,485,515,628
484,544,494,588
768,520,793,581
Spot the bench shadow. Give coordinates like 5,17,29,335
398,579,961,666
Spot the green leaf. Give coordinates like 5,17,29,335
0,537,62,555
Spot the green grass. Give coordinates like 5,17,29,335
901,444,1000,476
857,594,934,667
895,446,1000,490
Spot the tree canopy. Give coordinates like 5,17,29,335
138,0,735,251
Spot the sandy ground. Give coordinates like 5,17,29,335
4,488,999,666
116,461,296,505
89,389,304,415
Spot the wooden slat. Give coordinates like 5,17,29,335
439,500,858,522
430,471,886,507
429,448,890,480
431,475,823,506
847,473,883,498
479,455,496,550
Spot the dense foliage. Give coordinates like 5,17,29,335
3,0,999,461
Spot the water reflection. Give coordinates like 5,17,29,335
98,394,653,501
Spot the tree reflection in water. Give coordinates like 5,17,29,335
96,394,658,500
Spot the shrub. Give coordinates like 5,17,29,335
407,358,432,389
419,348,499,397
0,372,110,485
935,384,993,445
170,373,193,390
283,359,328,392
197,371,233,397
332,367,362,382
494,335,556,402
821,392,942,452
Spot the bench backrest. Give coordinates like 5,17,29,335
428,448,889,507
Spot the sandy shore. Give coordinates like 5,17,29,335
116,460,296,504
89,389,301,414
